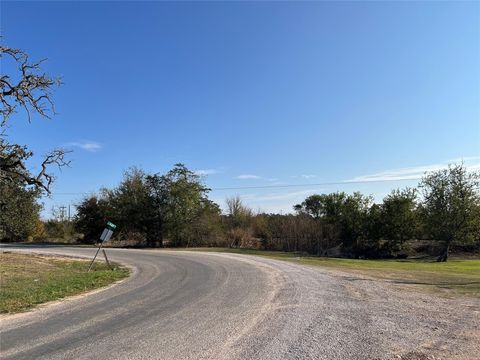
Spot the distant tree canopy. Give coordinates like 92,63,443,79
75,195,112,244
419,164,480,261
292,165,480,260
75,164,221,247
380,188,419,252
146,164,221,247
73,163,479,261
294,192,373,255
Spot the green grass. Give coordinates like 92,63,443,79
173,247,480,297
0,252,129,314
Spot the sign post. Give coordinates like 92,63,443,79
88,221,116,272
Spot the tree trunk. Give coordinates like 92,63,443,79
436,240,450,262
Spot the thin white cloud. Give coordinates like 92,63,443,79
214,189,320,215
194,169,219,176
237,189,321,214
67,141,102,152
247,189,320,202
347,157,480,183
213,157,480,214
236,174,261,180
448,156,480,163
291,174,317,179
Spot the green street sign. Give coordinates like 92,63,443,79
106,221,117,230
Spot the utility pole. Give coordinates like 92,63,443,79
59,205,66,222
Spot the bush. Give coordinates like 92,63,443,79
0,180,41,242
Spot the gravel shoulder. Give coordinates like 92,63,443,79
224,253,480,360
0,246,478,360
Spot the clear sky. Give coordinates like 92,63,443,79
2,1,479,217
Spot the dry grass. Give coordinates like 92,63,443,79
0,252,129,313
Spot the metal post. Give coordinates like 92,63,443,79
88,241,104,272
102,249,112,269
89,222,116,272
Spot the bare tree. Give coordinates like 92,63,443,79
0,44,69,193
226,196,252,218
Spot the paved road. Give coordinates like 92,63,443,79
0,246,478,360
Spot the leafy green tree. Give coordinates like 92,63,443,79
341,192,372,251
189,200,222,246
103,167,154,243
75,195,111,243
420,164,480,261
294,194,324,218
294,193,346,221
146,164,218,247
364,203,383,242
75,169,155,245
74,165,220,247
295,192,372,255
0,179,41,241
381,188,418,252
144,172,169,247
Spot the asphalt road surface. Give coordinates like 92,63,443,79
0,246,478,360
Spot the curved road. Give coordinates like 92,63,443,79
0,246,478,360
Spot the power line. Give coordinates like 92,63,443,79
212,178,421,190
49,177,422,195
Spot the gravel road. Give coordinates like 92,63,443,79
0,246,478,360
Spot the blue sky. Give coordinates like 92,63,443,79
2,1,479,217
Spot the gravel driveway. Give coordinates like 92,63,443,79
0,246,478,360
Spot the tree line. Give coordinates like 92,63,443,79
6,161,475,262
1,161,479,262
1,45,479,261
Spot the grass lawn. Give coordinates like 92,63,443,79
175,247,480,297
0,252,129,314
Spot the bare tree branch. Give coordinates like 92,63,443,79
0,43,68,193
0,45,62,125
